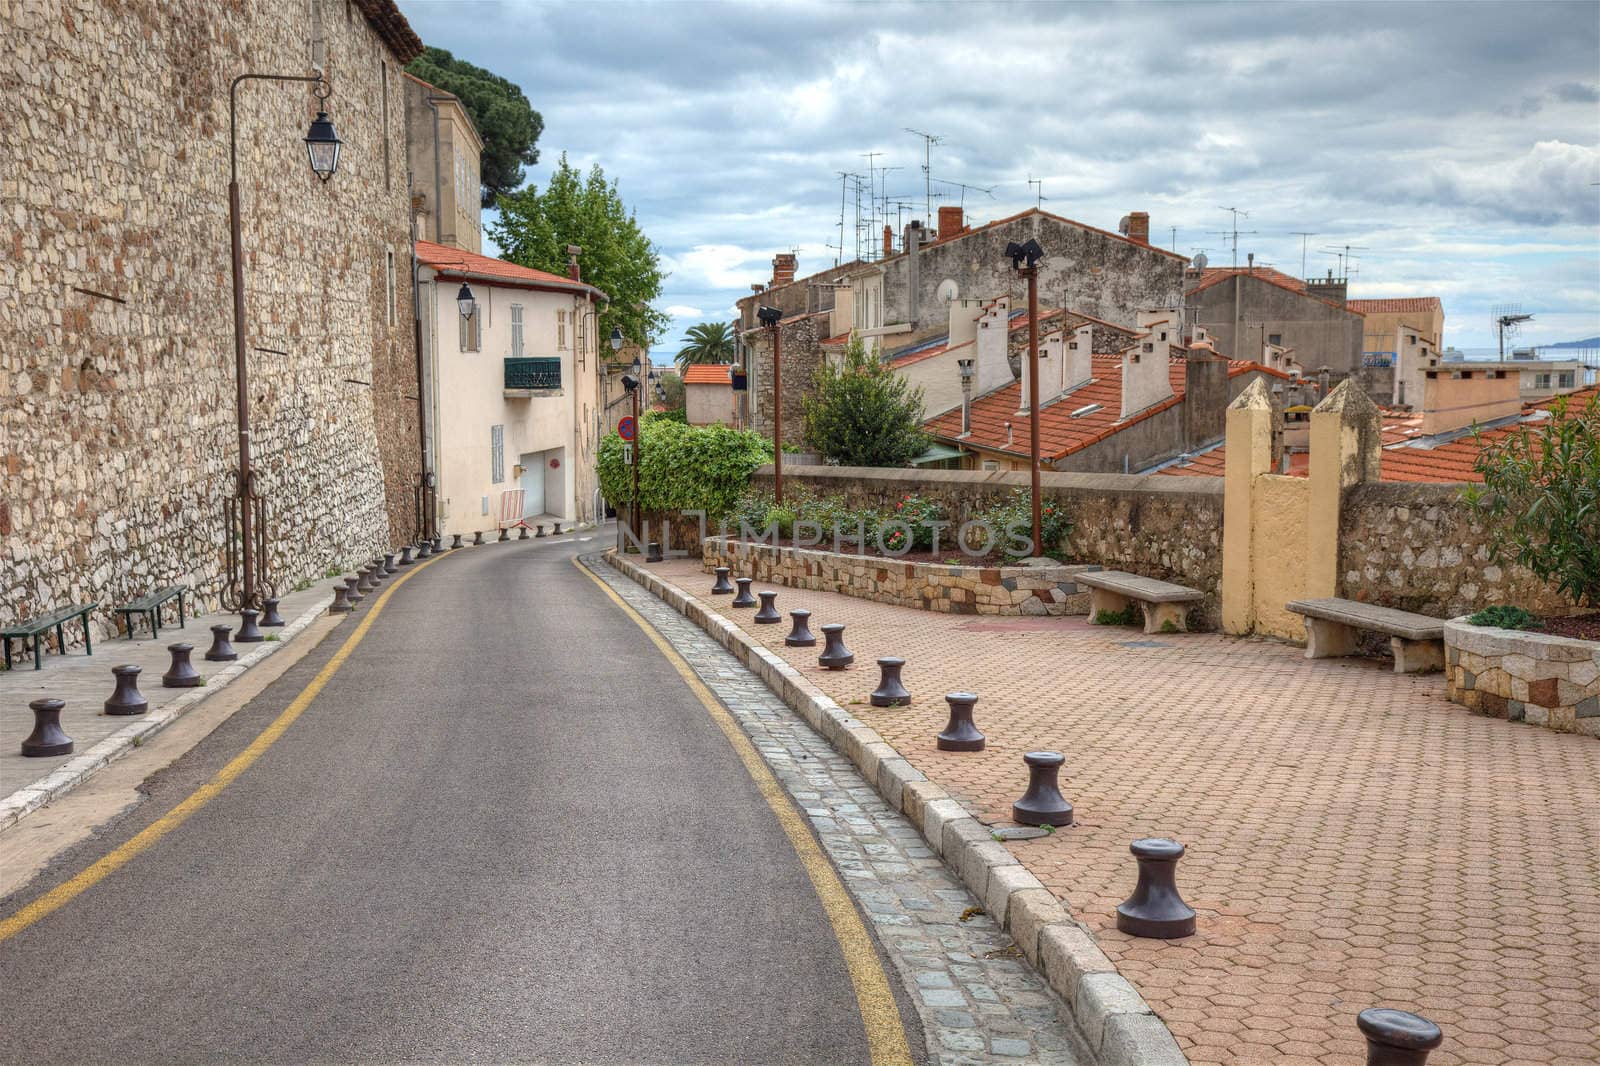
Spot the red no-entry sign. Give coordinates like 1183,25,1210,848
618,416,636,442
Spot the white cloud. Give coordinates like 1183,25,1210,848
664,305,704,318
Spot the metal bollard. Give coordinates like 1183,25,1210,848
870,657,911,706
329,584,353,614
937,693,986,751
433,536,444,553
383,552,398,574
22,698,73,757
498,528,509,542
753,591,781,624
399,545,415,565
818,624,854,669
368,557,385,581
646,541,664,563
518,526,530,540
356,568,375,593
731,577,757,608
536,524,546,538
785,609,817,647
416,539,431,559
1116,839,1196,938
1357,1009,1443,1066
235,608,265,643
344,576,364,606
162,642,202,687
554,522,563,534
205,624,238,662
472,531,484,546
711,567,735,595
451,534,463,549
1013,751,1074,826
105,664,149,716
260,598,286,627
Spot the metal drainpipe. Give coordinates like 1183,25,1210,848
409,209,434,540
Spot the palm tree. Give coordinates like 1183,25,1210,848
676,321,735,373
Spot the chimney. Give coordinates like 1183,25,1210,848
936,205,965,242
1182,337,1229,451
972,296,1013,395
1125,211,1149,245
1121,329,1177,419
1019,330,1059,415
1062,323,1093,393
905,221,924,328
566,244,583,281
771,253,797,287
883,224,893,258
1247,251,1254,274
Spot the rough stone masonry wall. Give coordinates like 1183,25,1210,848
746,311,822,447
702,536,1096,616
0,1,420,648
1444,621,1599,737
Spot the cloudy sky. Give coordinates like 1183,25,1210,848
397,0,1600,360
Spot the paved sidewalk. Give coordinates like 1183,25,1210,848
0,583,334,829
642,556,1600,1066
585,554,1095,1065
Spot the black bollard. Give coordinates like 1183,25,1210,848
785,609,817,647
415,540,431,559
870,657,911,707
399,545,415,565
361,567,380,592
518,526,530,540
711,567,735,595
104,664,149,716
731,577,758,608
1013,751,1074,827
1115,838,1196,938
205,624,238,662
498,528,509,542
473,531,484,546
818,624,854,669
451,534,463,549
260,598,286,627
344,576,364,606
433,536,444,553
1357,1009,1444,1066
753,590,781,624
21,698,73,757
162,642,201,687
937,693,986,751
235,608,264,643
368,558,385,581
329,584,352,614
536,524,546,538
553,522,563,534
383,553,397,574
646,541,664,563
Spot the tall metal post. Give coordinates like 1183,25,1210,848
631,383,641,543
1025,264,1042,557
771,322,783,505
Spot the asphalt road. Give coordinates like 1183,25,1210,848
0,531,909,1064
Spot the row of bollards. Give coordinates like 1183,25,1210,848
703,561,1451,1061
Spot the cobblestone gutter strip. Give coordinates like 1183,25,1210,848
0,593,333,834
606,551,1188,1066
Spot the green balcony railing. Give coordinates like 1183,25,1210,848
504,357,562,391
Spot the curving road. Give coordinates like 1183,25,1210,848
0,530,916,1064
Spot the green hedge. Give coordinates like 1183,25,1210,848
598,418,773,520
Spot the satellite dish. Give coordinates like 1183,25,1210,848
1118,215,1131,235
936,278,960,304
1192,252,1208,271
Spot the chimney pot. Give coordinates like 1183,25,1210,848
771,253,798,288
567,244,583,281
1125,211,1150,245
883,224,893,258
936,205,965,242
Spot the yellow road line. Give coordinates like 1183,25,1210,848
0,554,445,944
575,557,915,1066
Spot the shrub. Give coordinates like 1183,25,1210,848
968,489,1073,561
598,419,772,520
1463,392,1599,608
1092,606,1142,627
803,334,930,466
888,493,947,550
1466,605,1537,630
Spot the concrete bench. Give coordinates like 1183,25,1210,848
1286,598,1445,673
1078,570,1204,634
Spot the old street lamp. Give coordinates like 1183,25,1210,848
456,283,476,320
631,354,643,378
1005,238,1047,556
610,327,624,352
303,106,342,181
1006,238,1045,270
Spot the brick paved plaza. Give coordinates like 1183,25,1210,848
644,556,1600,1066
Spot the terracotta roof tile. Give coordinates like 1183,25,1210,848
682,363,733,385
1347,297,1443,315
416,240,606,299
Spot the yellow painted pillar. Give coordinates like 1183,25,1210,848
1306,380,1382,599
1221,378,1274,635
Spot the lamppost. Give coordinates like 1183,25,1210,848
1005,239,1045,557
614,329,644,544
223,72,341,623
757,305,784,503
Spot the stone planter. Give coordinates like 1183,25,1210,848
1444,619,1599,736
702,535,1098,616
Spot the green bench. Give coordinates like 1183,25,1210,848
115,585,190,640
2,603,99,671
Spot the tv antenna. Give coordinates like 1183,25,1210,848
932,176,995,209
904,128,944,226
833,171,851,266
1211,207,1258,268
1027,174,1048,209
1290,232,1318,278
1492,304,1533,359
1318,243,1369,279
861,152,882,257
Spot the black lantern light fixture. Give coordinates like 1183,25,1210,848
610,326,624,353
455,282,476,320
303,102,342,181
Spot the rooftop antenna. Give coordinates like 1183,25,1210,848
1290,231,1318,278
1211,207,1258,269
1169,226,1178,251
834,171,850,267
1492,304,1533,360
932,176,996,210
861,152,882,258
1027,174,1048,209
1318,243,1369,279
904,128,943,225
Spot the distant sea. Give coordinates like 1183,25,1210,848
1452,346,1600,363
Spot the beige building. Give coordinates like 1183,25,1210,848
403,73,484,253
1349,297,1445,361
682,364,739,426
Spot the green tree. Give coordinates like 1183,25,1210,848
489,155,668,347
803,335,930,467
657,371,686,412
1463,392,1600,607
406,47,543,207
676,322,735,372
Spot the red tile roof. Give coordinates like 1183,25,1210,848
822,331,851,346
1189,267,1359,314
682,363,733,385
353,0,423,61
927,355,1289,462
1347,297,1443,315
416,241,606,299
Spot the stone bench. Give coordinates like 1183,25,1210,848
1286,598,1445,673
1078,570,1204,634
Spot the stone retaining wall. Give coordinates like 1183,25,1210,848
1444,620,1599,736
703,536,1097,616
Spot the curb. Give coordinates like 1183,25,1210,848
601,551,1189,1066
0,591,334,835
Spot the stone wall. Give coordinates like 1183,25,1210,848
1445,621,1599,736
744,311,823,446
1,0,422,651
702,537,1096,617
